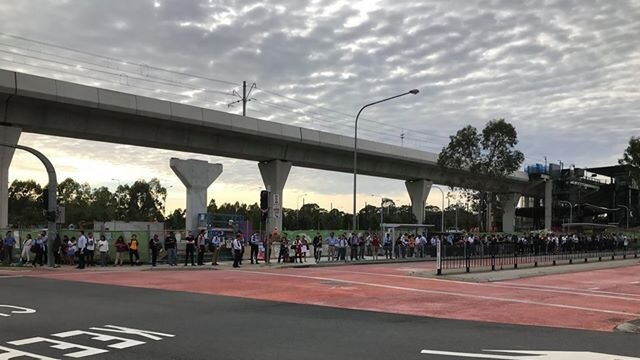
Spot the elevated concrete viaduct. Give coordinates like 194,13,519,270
0,69,542,232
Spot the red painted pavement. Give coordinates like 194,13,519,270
7,262,640,332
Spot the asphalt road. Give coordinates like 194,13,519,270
1,276,639,360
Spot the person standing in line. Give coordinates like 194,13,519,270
232,232,243,268
97,235,109,267
337,234,348,261
301,235,308,263
150,234,162,267
263,233,272,264
2,231,16,266
21,234,33,265
292,235,302,263
32,234,45,267
164,231,177,266
196,230,206,266
278,236,289,263
349,233,359,261
184,231,196,266
371,233,380,261
209,231,221,265
128,234,140,266
86,232,96,267
249,231,260,264
76,231,87,269
40,231,48,265
67,237,77,266
238,231,246,265
52,234,62,267
326,232,337,262
383,233,392,259
313,232,323,263
114,236,127,266
358,234,366,260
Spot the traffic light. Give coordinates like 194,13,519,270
260,190,269,210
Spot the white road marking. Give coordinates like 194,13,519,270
0,305,36,318
322,269,640,302
8,337,108,358
240,270,640,317
500,282,640,298
420,349,640,359
0,344,58,359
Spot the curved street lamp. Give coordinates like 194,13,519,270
352,89,419,232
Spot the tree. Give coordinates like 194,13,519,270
114,179,167,222
88,186,116,222
165,208,186,229
438,119,524,231
8,180,44,227
619,137,640,168
57,178,92,226
438,119,524,178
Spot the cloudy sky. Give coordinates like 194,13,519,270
1,0,639,212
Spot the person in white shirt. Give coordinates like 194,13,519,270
21,234,34,264
97,235,109,267
210,232,221,266
232,232,243,268
76,231,87,269
86,233,96,267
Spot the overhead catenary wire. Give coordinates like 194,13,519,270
0,32,240,86
0,33,448,149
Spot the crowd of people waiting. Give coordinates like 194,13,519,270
2,228,636,268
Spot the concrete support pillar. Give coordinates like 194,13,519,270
259,160,291,234
405,179,433,224
545,179,553,231
0,126,21,229
501,193,520,233
170,158,222,233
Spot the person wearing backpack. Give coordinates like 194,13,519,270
128,234,140,266
114,236,127,266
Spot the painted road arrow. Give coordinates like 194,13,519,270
420,349,640,359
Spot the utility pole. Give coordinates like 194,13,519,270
228,80,256,116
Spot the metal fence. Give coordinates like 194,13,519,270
436,239,640,275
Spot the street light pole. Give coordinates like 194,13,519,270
353,89,419,233
433,186,445,232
